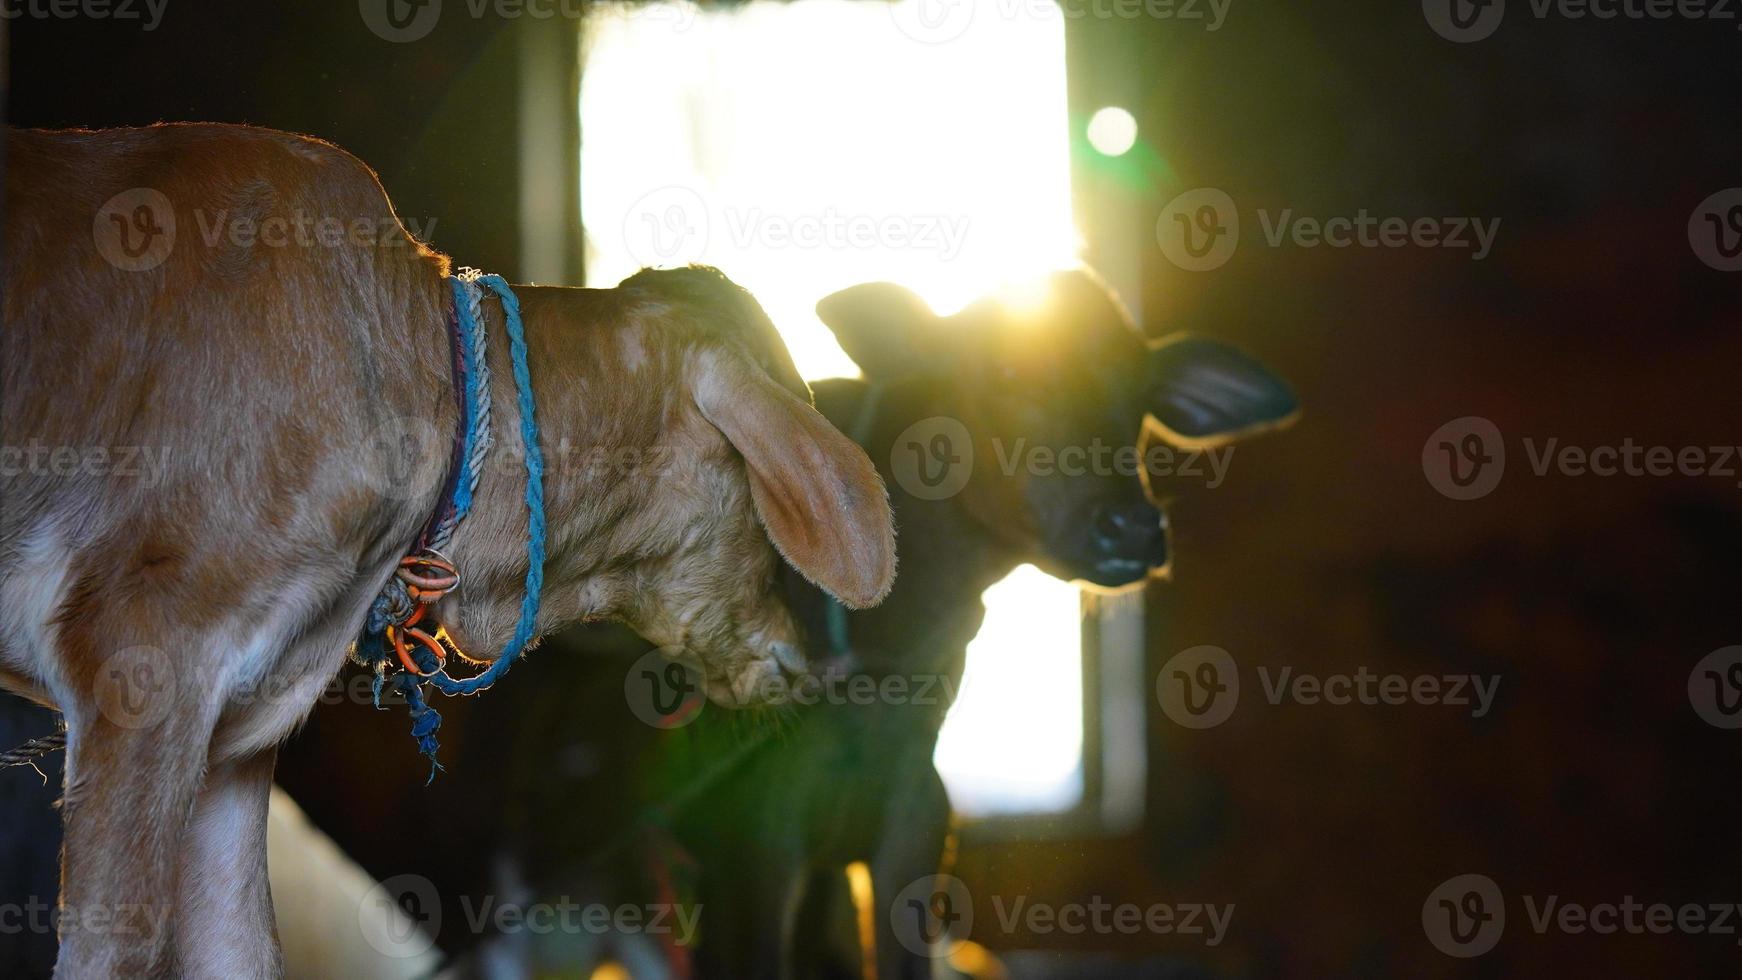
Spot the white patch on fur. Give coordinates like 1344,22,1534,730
0,521,76,705
620,330,646,372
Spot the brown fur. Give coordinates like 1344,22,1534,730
0,123,894,977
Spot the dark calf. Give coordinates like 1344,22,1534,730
665,271,1294,978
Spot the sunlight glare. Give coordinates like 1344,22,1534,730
1086,105,1138,157
933,565,1084,816
581,0,1078,379
582,1,1087,818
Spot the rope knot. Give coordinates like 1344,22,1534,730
354,271,546,776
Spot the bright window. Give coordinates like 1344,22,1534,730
580,0,1086,817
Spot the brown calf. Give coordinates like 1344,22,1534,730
0,123,895,977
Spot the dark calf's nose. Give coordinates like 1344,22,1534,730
1091,503,1169,566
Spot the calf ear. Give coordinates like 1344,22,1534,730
815,282,946,379
1145,334,1300,447
695,350,898,608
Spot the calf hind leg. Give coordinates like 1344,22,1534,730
56,670,218,979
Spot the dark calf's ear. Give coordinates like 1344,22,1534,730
815,282,945,379
1145,334,1300,447
695,349,898,608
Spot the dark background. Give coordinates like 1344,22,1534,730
4,1,1741,977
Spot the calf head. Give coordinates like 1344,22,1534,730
439,267,896,705
817,270,1296,589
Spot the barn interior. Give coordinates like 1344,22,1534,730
2,2,1740,977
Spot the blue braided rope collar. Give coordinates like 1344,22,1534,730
353,269,547,778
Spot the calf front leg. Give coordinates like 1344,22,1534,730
175,748,282,978
870,769,953,980
693,852,804,980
